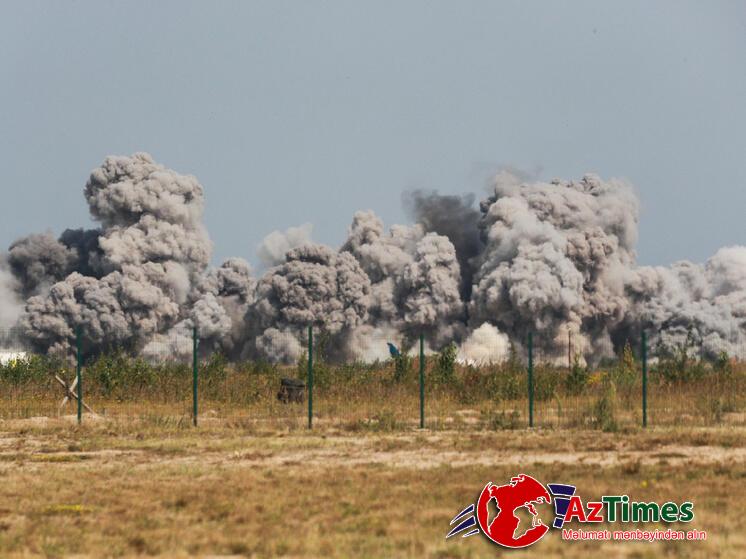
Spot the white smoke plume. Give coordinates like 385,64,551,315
457,323,510,365
0,258,24,329
257,223,313,268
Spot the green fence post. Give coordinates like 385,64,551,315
528,332,534,428
419,333,425,429
642,330,648,428
307,325,314,429
192,327,198,427
76,325,82,425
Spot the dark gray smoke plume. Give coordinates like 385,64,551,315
190,257,255,355
468,171,745,359
7,228,103,300
403,190,481,299
8,233,80,298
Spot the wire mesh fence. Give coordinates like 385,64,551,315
1,326,744,430
530,331,639,430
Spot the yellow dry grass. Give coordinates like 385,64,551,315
0,419,743,558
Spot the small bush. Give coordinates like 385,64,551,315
593,376,618,432
0,354,64,385
202,352,227,380
393,353,413,383
654,327,706,384
434,342,457,383
505,342,523,375
534,366,559,402
714,351,733,376
455,367,483,404
564,355,589,395
610,342,637,389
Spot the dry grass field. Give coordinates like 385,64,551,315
1,350,744,557
0,418,744,558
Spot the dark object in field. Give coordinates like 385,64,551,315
277,377,306,404
387,342,400,357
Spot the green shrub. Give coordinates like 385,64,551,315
455,367,482,404
0,354,64,385
202,351,227,380
534,366,559,401
393,353,413,383
654,327,706,384
593,376,618,432
610,342,637,389
564,355,589,395
499,369,524,400
505,342,523,375
88,351,168,399
714,351,732,376
434,342,457,383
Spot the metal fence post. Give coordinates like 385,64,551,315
528,332,534,428
76,325,82,425
192,327,198,427
642,330,648,428
307,325,313,429
419,333,425,429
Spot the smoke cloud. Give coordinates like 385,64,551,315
257,223,313,268
457,323,511,365
469,173,639,356
4,153,744,363
0,257,24,329
244,244,371,362
403,190,481,299
16,153,213,356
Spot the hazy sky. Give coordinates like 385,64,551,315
1,1,744,268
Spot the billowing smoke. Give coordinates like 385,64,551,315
457,323,511,365
403,190,481,299
143,257,256,360
623,246,746,357
0,257,24,329
7,231,97,298
341,210,464,347
469,173,640,356
465,171,745,359
4,153,745,363
257,223,313,268
16,153,214,356
243,244,371,362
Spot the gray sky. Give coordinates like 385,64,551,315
1,0,744,268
